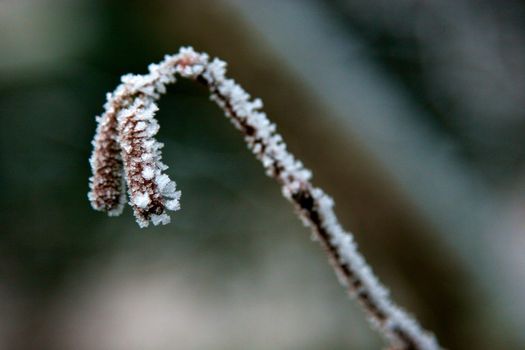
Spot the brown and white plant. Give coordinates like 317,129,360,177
88,47,442,350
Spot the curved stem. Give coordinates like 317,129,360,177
89,47,441,350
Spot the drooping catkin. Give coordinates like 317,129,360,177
88,103,126,216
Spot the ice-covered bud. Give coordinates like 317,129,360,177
117,99,181,227
88,108,125,216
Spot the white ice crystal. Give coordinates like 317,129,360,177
133,192,151,209
151,213,170,226
142,166,155,180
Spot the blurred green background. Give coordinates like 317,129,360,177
1,0,525,349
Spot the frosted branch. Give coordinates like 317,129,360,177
88,47,442,350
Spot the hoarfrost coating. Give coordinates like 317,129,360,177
88,47,441,350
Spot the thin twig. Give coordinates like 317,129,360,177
88,47,441,350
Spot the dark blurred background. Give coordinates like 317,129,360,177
1,0,524,349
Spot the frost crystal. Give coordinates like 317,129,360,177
133,192,151,209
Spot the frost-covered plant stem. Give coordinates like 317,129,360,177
88,47,441,350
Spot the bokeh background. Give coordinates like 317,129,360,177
1,0,525,349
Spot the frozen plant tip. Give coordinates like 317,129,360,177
88,101,125,216
88,47,442,350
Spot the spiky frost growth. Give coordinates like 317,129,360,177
116,99,181,227
88,47,441,350
90,59,183,227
